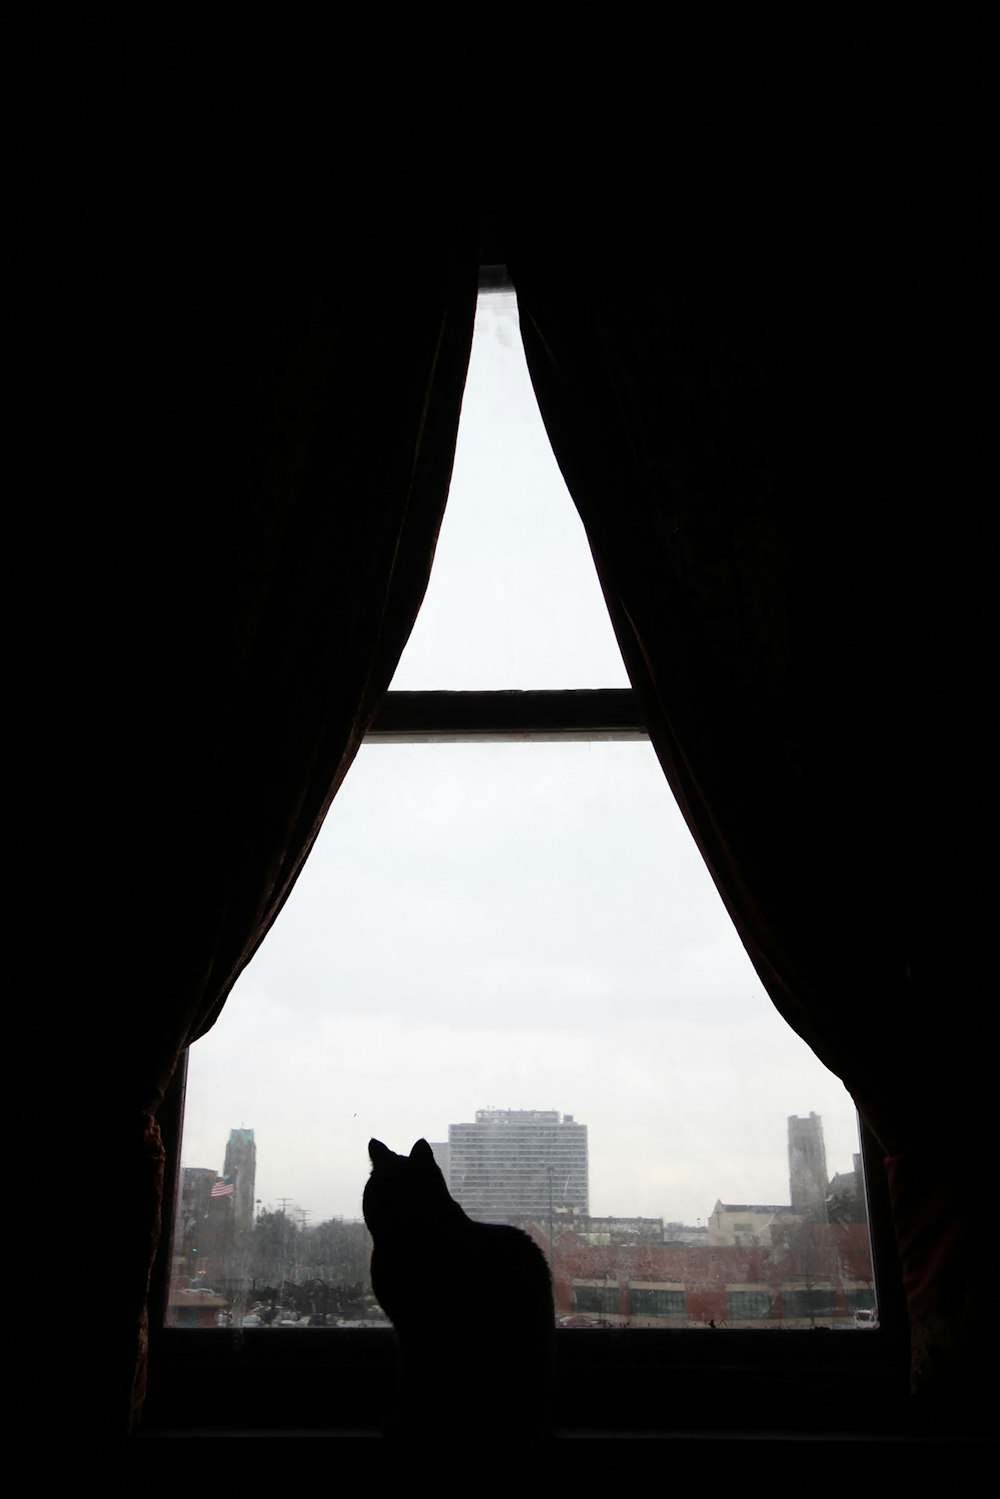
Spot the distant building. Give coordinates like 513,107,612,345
707,1201,799,1246
575,1216,665,1245
828,1151,864,1201
428,1141,450,1180
557,1223,875,1328
663,1222,709,1246
448,1109,589,1223
828,1165,859,1199
169,1166,230,1323
539,1213,666,1245
558,1113,874,1330
170,1128,257,1310
827,1152,869,1222
709,1116,856,1242
223,1127,257,1229
177,1166,217,1248
788,1112,829,1212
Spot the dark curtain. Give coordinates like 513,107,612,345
38,234,481,1451
13,18,483,1453
149,240,481,1432
508,14,995,1414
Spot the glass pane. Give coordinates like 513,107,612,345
171,741,875,1330
389,287,630,690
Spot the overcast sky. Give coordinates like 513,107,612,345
180,290,863,1232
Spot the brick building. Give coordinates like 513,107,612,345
550,1219,875,1327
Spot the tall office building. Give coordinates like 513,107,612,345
787,1112,829,1211
448,1108,589,1224
223,1126,257,1229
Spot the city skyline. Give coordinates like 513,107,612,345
170,1113,875,1334
179,1098,863,1235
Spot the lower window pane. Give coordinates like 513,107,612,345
169,741,875,1331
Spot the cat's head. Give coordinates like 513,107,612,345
363,1137,450,1235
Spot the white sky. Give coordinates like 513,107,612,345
181,290,862,1231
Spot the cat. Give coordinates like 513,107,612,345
362,1136,556,1446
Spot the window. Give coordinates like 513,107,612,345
573,1284,620,1318
147,269,904,1437
630,1288,687,1319
727,1290,773,1322
781,1289,835,1322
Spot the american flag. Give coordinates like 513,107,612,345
210,1177,235,1198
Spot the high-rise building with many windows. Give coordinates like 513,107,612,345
447,1108,589,1224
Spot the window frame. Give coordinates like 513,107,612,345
142,689,911,1441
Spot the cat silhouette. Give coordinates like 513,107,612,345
363,1136,555,1447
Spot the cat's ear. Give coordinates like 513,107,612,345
368,1138,393,1168
410,1139,435,1165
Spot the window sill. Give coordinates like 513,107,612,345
142,1323,911,1440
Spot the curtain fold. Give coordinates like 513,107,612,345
507,23,995,1406
150,237,482,1108
16,37,483,1439
130,229,479,1425
509,238,901,1112
129,238,479,1444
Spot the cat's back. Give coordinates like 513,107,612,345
456,1217,554,1325
421,1216,555,1442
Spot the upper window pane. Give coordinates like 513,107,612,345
389,287,630,690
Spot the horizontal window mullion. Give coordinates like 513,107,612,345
365,689,645,743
